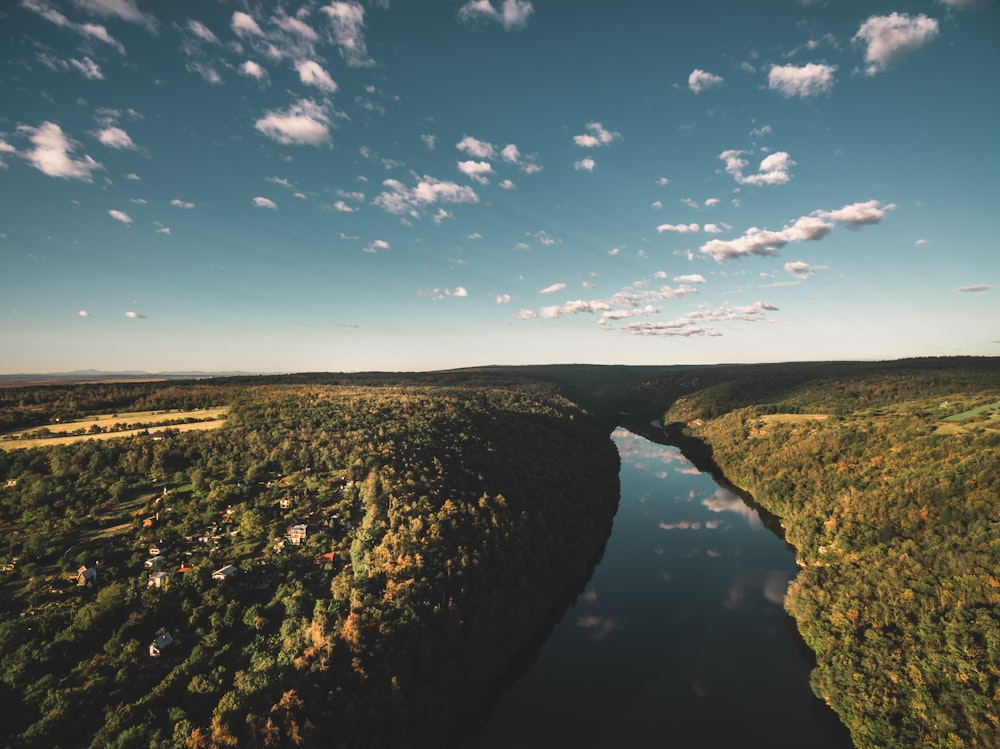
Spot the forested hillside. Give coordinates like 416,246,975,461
0,380,619,748
645,359,999,749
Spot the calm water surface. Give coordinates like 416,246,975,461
465,427,852,749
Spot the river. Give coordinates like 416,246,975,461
463,426,852,748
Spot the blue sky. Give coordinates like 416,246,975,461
1,0,997,373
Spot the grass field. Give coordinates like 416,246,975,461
0,407,229,450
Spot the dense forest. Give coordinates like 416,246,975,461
621,358,998,749
0,378,620,747
1,357,997,748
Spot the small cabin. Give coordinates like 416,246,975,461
76,565,97,586
148,571,169,588
212,564,238,581
149,630,173,657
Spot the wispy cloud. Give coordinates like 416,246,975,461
574,158,596,172
624,301,778,337
21,0,127,52
540,283,566,294
108,209,132,224
956,285,993,293
363,239,390,253
458,0,534,31
321,1,375,67
169,199,194,209
252,196,277,209
72,0,156,30
854,13,940,75
187,18,219,44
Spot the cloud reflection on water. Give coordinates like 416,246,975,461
701,488,762,528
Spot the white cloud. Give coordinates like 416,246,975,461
231,11,264,37
252,196,277,209
915,238,929,246
76,309,89,317
956,285,994,293
423,286,469,299
21,1,128,52
813,199,894,228
574,158,596,172
373,174,479,217
71,0,155,29
720,149,795,186
125,172,140,180
363,239,391,253
700,200,892,261
70,57,103,80
295,60,337,92
656,177,671,186
94,125,136,150
108,209,132,223
624,301,777,337
499,179,515,190
854,13,939,75
651,200,662,210
240,60,267,81
255,99,331,146
784,260,815,279
456,135,495,159
273,12,319,42
703,223,725,234
186,62,223,86
458,160,493,184
321,1,374,67
170,199,194,209
421,134,436,150
501,143,520,162
674,274,706,284
187,19,219,44
540,283,567,294
657,223,700,234
573,121,621,148
688,69,724,93
458,0,534,30
432,208,453,224
333,200,356,212
18,121,102,181
495,293,511,304
768,63,837,97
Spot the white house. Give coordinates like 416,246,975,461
212,564,238,581
287,523,307,546
149,630,173,657
148,570,169,588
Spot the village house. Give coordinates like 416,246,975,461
287,523,307,546
149,630,173,657
144,555,166,569
212,564,238,581
148,570,169,588
76,564,97,586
